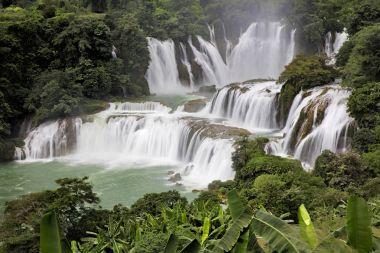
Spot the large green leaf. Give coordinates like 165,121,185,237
164,234,179,253
180,239,201,253
231,227,249,253
313,238,357,253
298,204,318,249
212,210,254,253
201,217,211,245
40,212,70,253
228,190,244,221
252,210,309,253
347,196,372,253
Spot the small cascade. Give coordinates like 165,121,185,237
146,22,296,94
108,101,172,113
14,147,26,160
112,45,117,59
266,86,355,168
325,31,348,63
206,81,281,131
20,119,78,160
181,138,235,187
179,43,195,88
145,38,190,94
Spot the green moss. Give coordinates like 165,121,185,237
233,137,303,184
0,139,16,162
76,99,109,115
277,84,298,127
177,63,190,85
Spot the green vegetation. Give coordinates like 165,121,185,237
1,0,380,252
276,55,337,125
0,0,207,149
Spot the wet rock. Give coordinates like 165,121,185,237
182,117,251,139
198,85,216,93
169,173,182,182
182,99,208,113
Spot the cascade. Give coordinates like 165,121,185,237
20,119,78,160
146,22,296,94
205,81,282,131
325,31,348,63
17,102,238,188
108,101,172,113
179,43,195,88
145,38,190,94
266,86,355,168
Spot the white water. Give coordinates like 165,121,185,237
20,119,77,160
18,102,236,188
325,30,348,63
266,86,354,168
205,81,282,132
108,101,172,113
146,22,296,94
146,38,191,94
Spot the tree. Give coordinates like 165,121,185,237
341,24,380,87
340,0,380,35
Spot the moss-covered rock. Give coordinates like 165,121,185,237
277,84,298,127
0,139,16,162
182,99,207,112
198,85,216,93
185,118,250,139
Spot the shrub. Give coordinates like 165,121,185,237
348,83,380,128
236,154,303,183
352,128,378,153
314,150,371,191
130,191,188,217
277,55,338,122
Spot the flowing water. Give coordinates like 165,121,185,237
146,22,296,94
0,22,355,211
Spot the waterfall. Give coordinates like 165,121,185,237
20,119,78,160
206,81,282,131
325,30,348,63
146,22,296,94
226,22,296,83
17,102,237,188
145,38,191,94
180,43,195,88
266,86,354,168
108,101,172,113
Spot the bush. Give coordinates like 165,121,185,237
237,155,303,183
232,137,268,172
278,55,338,91
130,191,188,217
277,55,338,122
352,128,379,153
314,150,371,191
348,82,380,128
362,147,380,177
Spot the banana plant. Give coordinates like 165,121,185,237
40,211,71,253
